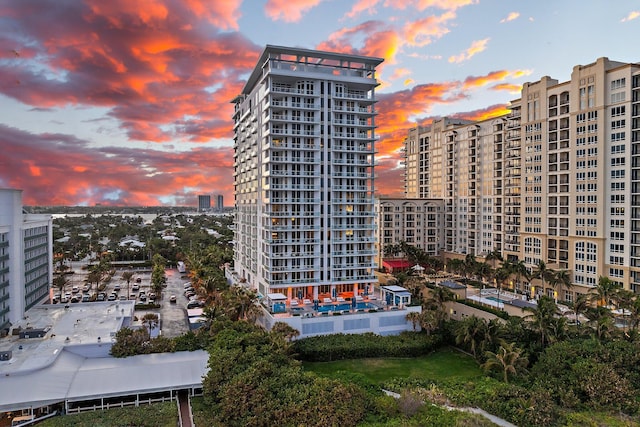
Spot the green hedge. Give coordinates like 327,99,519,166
458,299,510,320
293,332,443,362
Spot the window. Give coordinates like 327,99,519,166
611,119,626,129
611,132,626,142
611,92,626,104
611,78,626,90
611,106,625,117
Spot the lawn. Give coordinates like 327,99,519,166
303,347,483,383
38,402,178,427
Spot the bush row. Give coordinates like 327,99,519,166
457,299,510,320
293,331,444,362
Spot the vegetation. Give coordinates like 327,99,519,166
38,402,177,427
293,332,443,362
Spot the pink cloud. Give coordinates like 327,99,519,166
264,0,324,22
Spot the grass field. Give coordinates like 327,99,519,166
303,347,483,383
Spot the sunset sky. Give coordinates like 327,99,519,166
1,1,638,207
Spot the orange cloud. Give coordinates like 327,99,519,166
402,11,455,46
264,0,324,22
491,82,522,93
448,38,489,63
500,12,520,23
621,11,640,22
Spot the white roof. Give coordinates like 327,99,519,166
267,293,287,300
0,349,209,412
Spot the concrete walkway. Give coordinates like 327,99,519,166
382,390,517,427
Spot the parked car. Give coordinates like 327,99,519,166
82,294,90,302
129,294,137,300
82,285,90,292
119,295,127,301
72,286,79,293
136,277,142,283
107,294,117,301
149,292,156,301
113,284,121,291
132,284,140,291
187,300,203,309
96,293,105,302
169,295,177,303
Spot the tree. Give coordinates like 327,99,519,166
52,274,69,295
571,293,590,328
455,315,487,359
271,322,300,342
406,311,421,331
86,270,102,291
549,269,572,303
121,270,134,299
594,276,620,307
141,313,159,338
485,248,503,269
533,260,554,298
482,342,528,383
524,296,560,347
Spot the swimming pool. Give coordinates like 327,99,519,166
484,296,510,304
317,302,377,313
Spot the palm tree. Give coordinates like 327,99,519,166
533,260,554,298
475,262,493,285
481,342,528,383
485,249,503,269
524,295,559,347
406,311,421,331
455,315,487,359
52,275,70,297
447,258,464,276
418,310,439,336
549,269,572,303
141,313,159,338
594,276,619,307
509,259,528,293
121,271,134,299
571,293,590,328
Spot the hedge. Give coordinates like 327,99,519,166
293,332,444,362
458,299,510,320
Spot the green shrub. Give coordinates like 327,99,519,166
458,299,510,320
293,332,443,362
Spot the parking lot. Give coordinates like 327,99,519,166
52,263,192,338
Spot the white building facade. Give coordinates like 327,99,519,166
232,45,383,303
0,189,53,332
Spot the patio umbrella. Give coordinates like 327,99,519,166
412,264,425,271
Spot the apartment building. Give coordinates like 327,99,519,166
232,45,383,302
375,198,444,267
0,189,53,333
400,57,640,300
197,194,211,212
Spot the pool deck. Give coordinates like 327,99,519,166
267,297,397,318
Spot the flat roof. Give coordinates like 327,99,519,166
242,44,384,94
440,280,466,290
0,301,135,375
381,285,409,293
0,349,208,412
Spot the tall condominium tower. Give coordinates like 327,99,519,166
401,57,640,301
197,194,211,212
0,189,53,332
232,45,383,302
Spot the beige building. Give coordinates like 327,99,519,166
375,198,444,267
399,57,640,301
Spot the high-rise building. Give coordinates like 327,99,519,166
399,57,640,301
197,194,211,212
214,194,224,212
232,45,383,302
0,189,53,333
